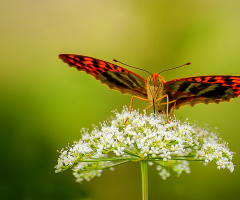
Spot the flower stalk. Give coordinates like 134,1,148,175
141,161,148,200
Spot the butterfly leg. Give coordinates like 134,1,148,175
156,100,176,118
156,100,176,105
154,94,168,103
125,96,149,124
171,101,177,118
125,96,151,123
154,94,170,123
143,94,170,120
165,94,170,123
129,96,134,113
143,95,169,114
144,104,153,114
131,96,151,111
155,99,177,122
124,96,135,124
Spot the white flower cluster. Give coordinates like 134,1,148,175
55,107,234,182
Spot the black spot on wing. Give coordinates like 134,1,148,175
205,77,216,82
104,63,115,71
188,83,211,95
99,72,131,88
178,82,192,92
201,85,231,98
233,88,239,93
91,60,99,67
188,84,200,95
113,73,137,87
94,68,104,74
98,71,147,98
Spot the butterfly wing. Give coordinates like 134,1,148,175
163,76,240,110
59,54,148,99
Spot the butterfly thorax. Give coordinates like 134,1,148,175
146,74,165,101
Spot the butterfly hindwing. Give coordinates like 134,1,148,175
59,54,147,98
164,76,240,110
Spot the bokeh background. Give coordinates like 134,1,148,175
1,0,240,200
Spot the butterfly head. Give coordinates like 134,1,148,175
147,74,165,101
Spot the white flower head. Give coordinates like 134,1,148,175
55,107,235,182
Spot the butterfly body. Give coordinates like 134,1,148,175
145,74,167,113
59,54,240,115
146,74,165,100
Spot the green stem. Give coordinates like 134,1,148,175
103,160,130,169
77,157,138,162
140,161,148,200
169,158,204,161
123,149,141,158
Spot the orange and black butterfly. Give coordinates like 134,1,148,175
59,54,240,120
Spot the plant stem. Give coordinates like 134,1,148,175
140,160,148,200
77,157,138,162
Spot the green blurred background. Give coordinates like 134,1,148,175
1,0,240,199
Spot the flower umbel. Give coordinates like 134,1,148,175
55,107,234,182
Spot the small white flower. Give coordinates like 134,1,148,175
55,107,235,182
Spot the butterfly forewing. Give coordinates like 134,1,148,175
59,54,148,99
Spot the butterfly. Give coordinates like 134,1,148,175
59,54,240,121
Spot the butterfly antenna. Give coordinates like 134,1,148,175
159,62,191,74
113,59,152,75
